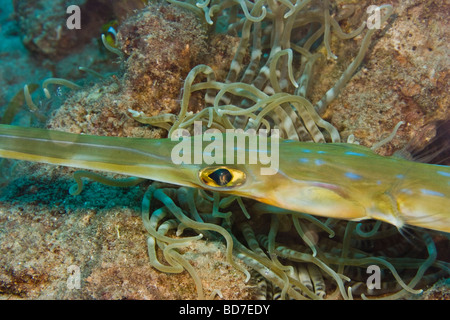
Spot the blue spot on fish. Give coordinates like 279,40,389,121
315,159,325,166
345,151,366,157
437,171,450,177
400,188,413,195
396,174,405,179
345,172,362,180
317,150,327,154
298,158,309,163
420,189,445,197
302,149,312,153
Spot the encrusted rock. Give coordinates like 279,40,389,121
47,1,239,138
320,0,449,155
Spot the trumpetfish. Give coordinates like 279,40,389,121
0,123,448,233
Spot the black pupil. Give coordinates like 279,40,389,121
208,169,232,186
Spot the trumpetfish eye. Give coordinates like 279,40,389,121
199,166,246,189
209,168,232,186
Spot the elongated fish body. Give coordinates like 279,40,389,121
254,142,450,233
0,124,449,233
0,125,203,188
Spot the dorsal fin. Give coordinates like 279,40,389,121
394,119,450,165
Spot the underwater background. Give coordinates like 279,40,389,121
0,0,449,299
